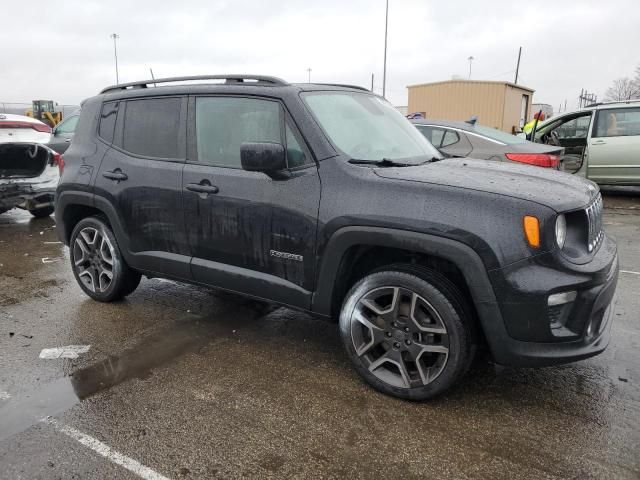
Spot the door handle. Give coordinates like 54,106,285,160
102,170,128,181
186,182,219,194
64,139,72,143
592,140,606,145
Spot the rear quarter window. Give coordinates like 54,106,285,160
98,102,118,143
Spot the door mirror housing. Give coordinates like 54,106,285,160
241,142,286,172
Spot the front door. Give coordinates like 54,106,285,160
588,106,640,184
48,114,79,154
183,95,321,308
93,96,191,279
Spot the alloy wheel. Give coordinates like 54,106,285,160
350,286,449,389
73,227,115,293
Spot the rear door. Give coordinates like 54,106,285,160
588,106,640,184
183,95,321,308
94,96,191,279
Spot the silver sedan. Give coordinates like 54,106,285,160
412,119,564,169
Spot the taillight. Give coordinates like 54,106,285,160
54,153,65,174
505,153,560,168
0,121,52,133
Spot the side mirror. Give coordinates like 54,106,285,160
240,142,286,172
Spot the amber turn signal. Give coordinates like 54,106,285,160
523,216,540,247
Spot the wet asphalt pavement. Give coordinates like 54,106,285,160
1,190,639,479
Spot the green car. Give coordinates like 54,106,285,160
530,100,640,185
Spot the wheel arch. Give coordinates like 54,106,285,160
312,227,503,337
56,191,127,255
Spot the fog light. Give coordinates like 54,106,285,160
548,291,577,306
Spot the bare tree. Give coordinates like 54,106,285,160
604,77,640,101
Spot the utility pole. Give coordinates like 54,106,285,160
371,73,375,92
468,56,474,79
514,47,522,84
382,0,389,98
110,33,120,84
307,68,312,83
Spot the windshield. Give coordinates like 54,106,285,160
468,124,529,144
302,91,442,163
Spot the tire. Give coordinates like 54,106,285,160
29,206,54,218
339,266,474,400
69,216,141,302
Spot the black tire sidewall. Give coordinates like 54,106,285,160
69,216,128,302
339,270,470,401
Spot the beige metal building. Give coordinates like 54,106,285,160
407,80,534,133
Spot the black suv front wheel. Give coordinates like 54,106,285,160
70,216,141,302
339,266,474,400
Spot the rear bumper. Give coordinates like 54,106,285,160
484,235,619,367
0,167,58,211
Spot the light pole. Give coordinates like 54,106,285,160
110,33,120,84
467,56,474,79
307,67,312,83
382,0,389,98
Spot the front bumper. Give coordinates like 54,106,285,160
485,234,619,367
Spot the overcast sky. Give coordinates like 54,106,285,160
2,0,639,112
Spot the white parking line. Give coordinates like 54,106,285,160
39,345,91,359
42,417,171,480
620,270,640,276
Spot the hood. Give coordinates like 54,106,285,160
374,158,598,212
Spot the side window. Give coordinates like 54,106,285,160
122,97,182,159
285,122,312,168
555,115,591,139
416,126,445,147
594,107,640,138
56,115,79,135
195,97,281,168
98,102,118,143
441,130,460,147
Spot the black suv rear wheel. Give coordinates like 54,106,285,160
69,216,141,302
339,266,474,400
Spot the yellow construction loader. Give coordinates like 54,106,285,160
25,100,62,127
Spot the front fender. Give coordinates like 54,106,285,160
311,227,507,350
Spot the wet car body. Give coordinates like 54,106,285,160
55,76,618,399
0,114,60,217
412,119,564,168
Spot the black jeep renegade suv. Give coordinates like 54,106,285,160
55,75,619,400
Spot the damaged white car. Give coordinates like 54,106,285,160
0,113,60,217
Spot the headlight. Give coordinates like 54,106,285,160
555,214,566,249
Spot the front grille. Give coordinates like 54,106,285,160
586,194,603,252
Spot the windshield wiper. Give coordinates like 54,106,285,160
349,157,440,167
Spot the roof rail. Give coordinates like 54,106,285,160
315,83,371,92
100,74,289,94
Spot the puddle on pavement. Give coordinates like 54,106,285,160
0,299,270,442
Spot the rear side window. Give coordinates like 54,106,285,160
122,98,181,158
195,97,281,168
594,107,640,138
98,102,118,143
441,130,460,147
416,126,444,147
